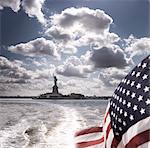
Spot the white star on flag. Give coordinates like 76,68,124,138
130,81,135,87
127,102,131,108
144,86,149,92
136,72,140,77
140,108,145,115
136,83,141,89
138,95,143,101
131,92,136,98
142,63,147,68
133,105,138,111
142,74,148,80
146,99,150,105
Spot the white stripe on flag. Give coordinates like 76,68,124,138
84,142,104,148
106,129,114,148
137,141,150,148
103,112,115,148
103,114,111,132
104,103,110,117
75,132,103,143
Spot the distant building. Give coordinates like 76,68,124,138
69,93,84,99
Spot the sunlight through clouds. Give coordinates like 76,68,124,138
0,0,149,96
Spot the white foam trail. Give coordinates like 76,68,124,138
0,119,29,148
0,102,63,148
0,100,108,148
23,119,49,148
45,106,86,148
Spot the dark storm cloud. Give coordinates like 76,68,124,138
90,46,129,68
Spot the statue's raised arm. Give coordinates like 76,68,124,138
54,76,57,85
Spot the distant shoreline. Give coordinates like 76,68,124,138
0,96,34,98
0,96,112,100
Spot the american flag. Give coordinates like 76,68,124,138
75,55,150,148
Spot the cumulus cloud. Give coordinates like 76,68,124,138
90,45,130,68
34,65,56,79
0,56,55,83
0,55,120,96
58,80,76,89
59,44,77,54
98,67,128,87
0,0,45,24
0,0,20,12
123,36,150,64
57,78,106,96
51,7,113,33
27,57,55,69
0,56,32,83
56,56,94,78
46,7,120,54
8,38,60,58
125,37,150,53
22,0,46,24
46,26,72,43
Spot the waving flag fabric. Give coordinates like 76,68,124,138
75,55,150,148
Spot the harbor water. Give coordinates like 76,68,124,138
0,99,108,148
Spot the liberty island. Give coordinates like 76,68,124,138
34,76,111,100
35,75,85,99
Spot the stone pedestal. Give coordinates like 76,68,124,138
52,85,59,94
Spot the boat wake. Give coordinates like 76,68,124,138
46,106,85,148
0,102,86,148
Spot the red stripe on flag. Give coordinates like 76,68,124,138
125,129,150,148
76,137,104,148
75,127,103,137
106,123,111,140
104,122,112,148
111,137,121,148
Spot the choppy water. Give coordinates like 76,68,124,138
0,99,108,148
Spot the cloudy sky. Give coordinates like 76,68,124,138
0,0,150,96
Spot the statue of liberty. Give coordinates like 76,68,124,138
54,75,57,86
52,75,59,94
